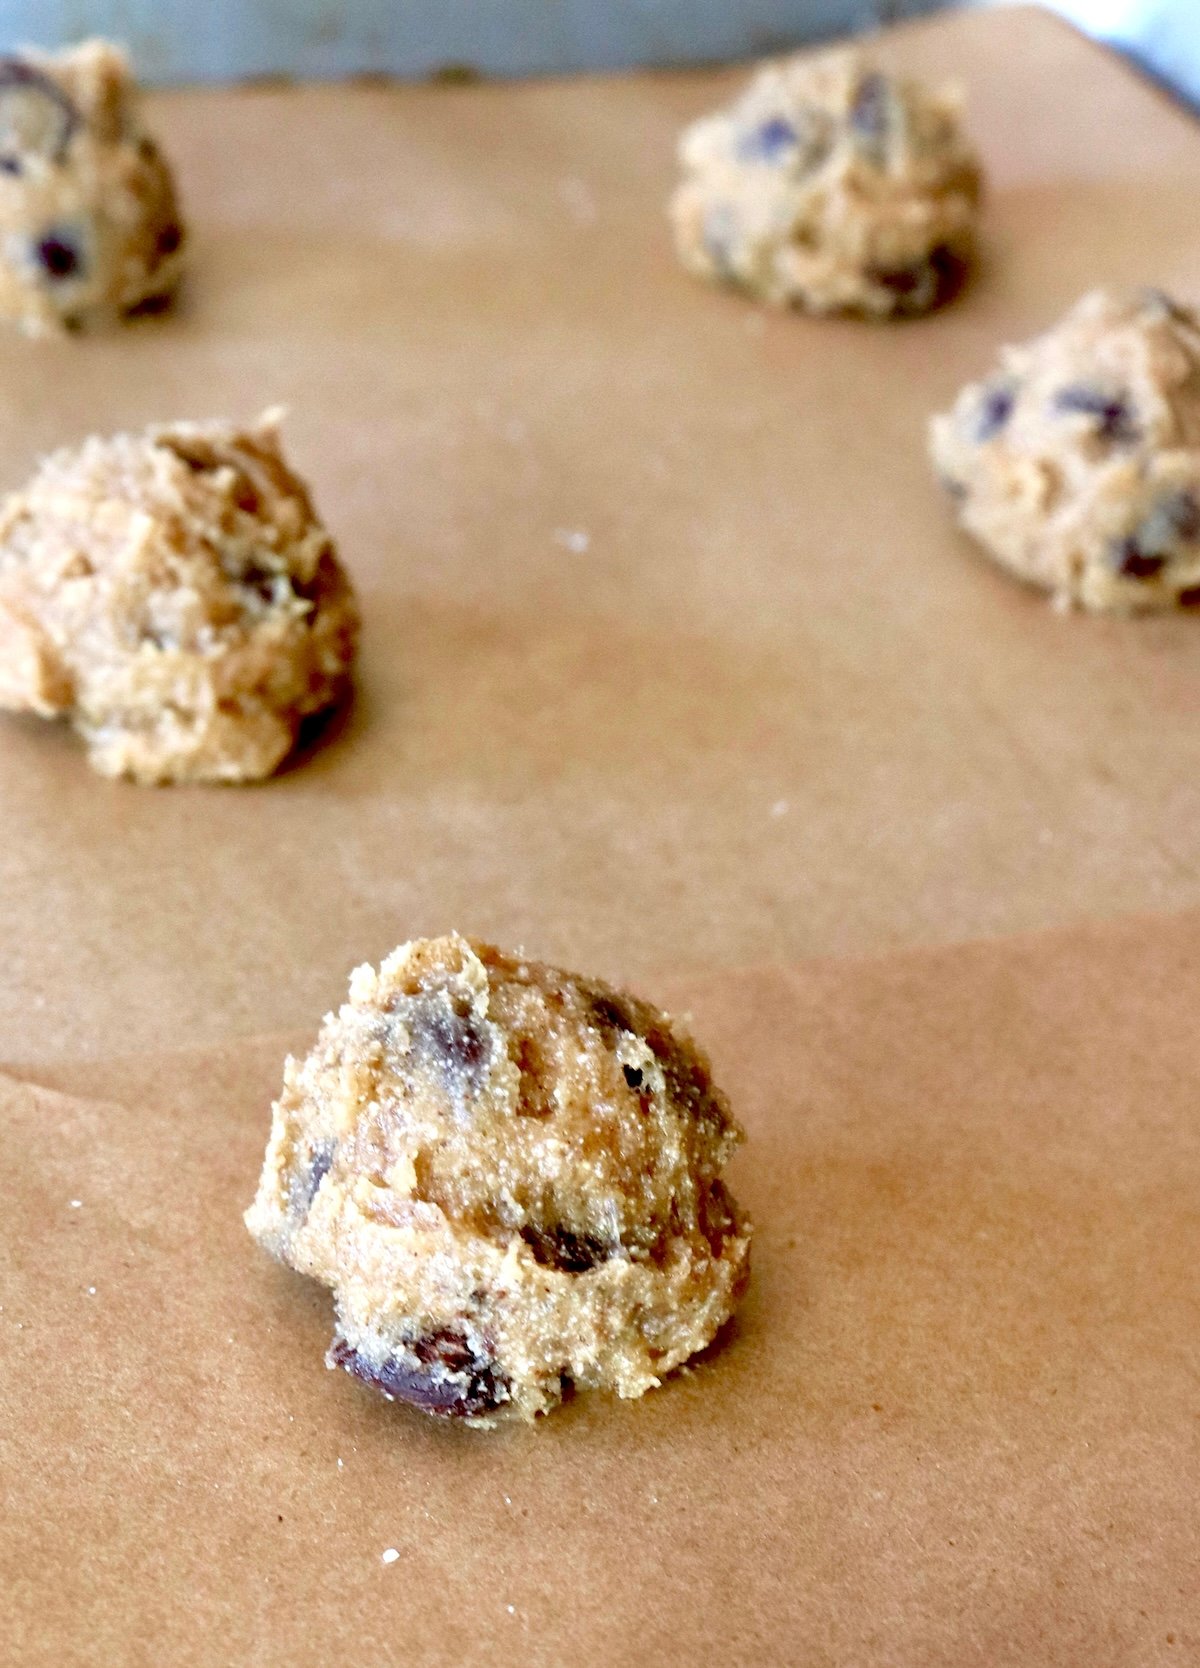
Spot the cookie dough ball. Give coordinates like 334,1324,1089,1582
930,289,1200,612
669,50,981,317
0,411,358,782
0,40,185,336
245,935,752,1425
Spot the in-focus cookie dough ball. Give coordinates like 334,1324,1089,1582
0,411,358,782
669,49,982,317
0,39,185,336
930,289,1200,612
245,935,752,1425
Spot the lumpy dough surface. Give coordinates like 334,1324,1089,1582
669,50,981,317
245,936,752,1425
930,289,1200,612
0,40,185,336
0,412,358,782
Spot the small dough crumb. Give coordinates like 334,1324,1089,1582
0,40,185,336
0,411,358,782
245,935,752,1425
930,288,1200,612
669,49,981,317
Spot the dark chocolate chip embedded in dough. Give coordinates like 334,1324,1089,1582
421,1005,490,1078
849,71,892,160
737,115,799,163
520,1224,614,1273
974,382,1015,442
867,245,965,315
1052,384,1139,444
622,1063,644,1090
288,1140,334,1218
35,229,84,281
328,1330,508,1418
1109,489,1200,581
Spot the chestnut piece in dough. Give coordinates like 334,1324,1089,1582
245,936,752,1425
0,39,185,335
0,411,358,782
930,289,1200,611
669,49,982,317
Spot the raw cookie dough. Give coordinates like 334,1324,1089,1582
930,289,1200,612
245,935,752,1425
0,411,358,782
0,39,185,336
669,49,981,317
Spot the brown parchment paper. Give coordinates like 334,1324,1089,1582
3,6,1200,1662
4,908,1200,1666
1,7,1200,1070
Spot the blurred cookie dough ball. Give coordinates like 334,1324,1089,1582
246,935,752,1424
930,289,1200,612
669,50,982,317
0,39,185,336
0,411,358,782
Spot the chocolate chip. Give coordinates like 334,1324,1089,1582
399,998,492,1109
35,229,83,282
329,1330,508,1418
1112,540,1165,580
866,246,965,315
1108,489,1200,580
155,222,183,258
737,115,799,163
587,989,638,1037
520,1224,613,1273
0,58,78,167
975,381,1015,441
287,1140,334,1218
849,72,891,160
423,1007,489,1075
1052,384,1139,444
622,1063,644,1090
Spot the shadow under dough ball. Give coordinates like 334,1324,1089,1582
669,48,982,317
0,411,359,782
245,935,753,1425
0,38,185,335
930,288,1200,612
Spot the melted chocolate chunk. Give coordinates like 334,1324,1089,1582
35,228,83,282
975,381,1015,441
0,58,78,168
329,1330,507,1418
622,1063,644,1090
520,1224,613,1273
738,115,799,163
1052,384,1138,444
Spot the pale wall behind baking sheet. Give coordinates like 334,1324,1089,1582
0,0,943,81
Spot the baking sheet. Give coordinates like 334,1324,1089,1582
2,8,1200,1070
5,908,1199,1665
3,6,1200,1662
